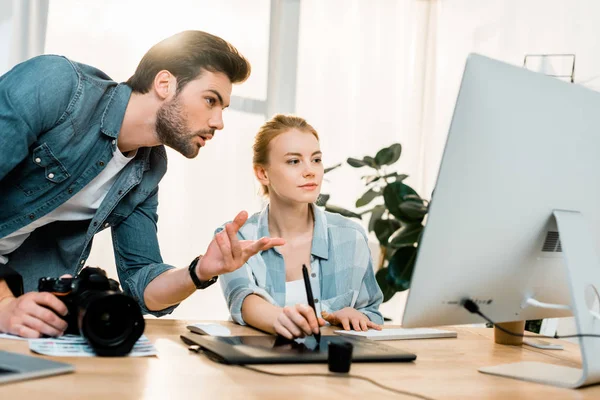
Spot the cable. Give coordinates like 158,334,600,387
239,364,436,400
461,298,600,339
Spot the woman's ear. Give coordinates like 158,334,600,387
254,164,269,187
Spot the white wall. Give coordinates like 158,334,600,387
0,1,12,75
421,0,600,197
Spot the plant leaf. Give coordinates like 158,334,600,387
388,223,423,248
383,181,419,221
389,173,408,182
373,218,401,245
376,268,397,302
315,193,330,207
363,156,378,168
324,163,342,174
375,143,402,166
324,204,362,219
368,204,386,232
347,157,369,168
384,243,396,261
375,147,394,166
355,188,381,208
386,143,402,166
387,246,417,292
398,200,428,222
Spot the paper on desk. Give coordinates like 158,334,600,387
28,334,157,357
0,332,28,341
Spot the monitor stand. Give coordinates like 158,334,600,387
478,210,600,388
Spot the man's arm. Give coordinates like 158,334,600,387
0,280,68,338
142,211,285,311
111,185,284,314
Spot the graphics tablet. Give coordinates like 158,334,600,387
180,333,416,365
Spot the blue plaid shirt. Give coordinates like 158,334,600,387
218,204,384,326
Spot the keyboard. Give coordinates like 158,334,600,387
334,327,457,341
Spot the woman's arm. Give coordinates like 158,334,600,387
352,235,385,324
240,294,281,334
242,294,324,338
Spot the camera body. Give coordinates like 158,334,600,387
38,267,145,357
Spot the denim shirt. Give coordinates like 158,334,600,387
218,204,384,325
0,55,176,316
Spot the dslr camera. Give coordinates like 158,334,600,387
38,267,145,357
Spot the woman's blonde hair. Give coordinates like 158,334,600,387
253,114,319,195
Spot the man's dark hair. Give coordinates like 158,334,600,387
126,30,251,94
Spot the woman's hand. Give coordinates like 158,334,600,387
273,304,326,339
321,307,382,331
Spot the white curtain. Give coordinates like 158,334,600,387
295,0,439,321
0,0,49,75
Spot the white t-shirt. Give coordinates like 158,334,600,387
0,148,136,264
285,279,308,307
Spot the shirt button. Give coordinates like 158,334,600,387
80,259,85,265
98,161,105,167
314,299,319,303
68,188,73,194
311,273,316,278
118,190,123,195
93,221,98,226
104,223,109,228
112,140,116,145
35,157,41,164
47,173,55,179
28,213,35,220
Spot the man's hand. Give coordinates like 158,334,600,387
0,292,68,338
274,304,326,339
196,211,285,280
321,307,382,332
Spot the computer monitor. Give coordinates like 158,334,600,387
401,54,600,388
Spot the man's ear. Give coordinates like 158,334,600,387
153,70,177,100
254,164,269,187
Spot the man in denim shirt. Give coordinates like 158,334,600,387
0,31,284,338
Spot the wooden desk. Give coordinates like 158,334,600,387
1,320,599,399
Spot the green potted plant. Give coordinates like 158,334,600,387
320,145,542,333
319,143,429,302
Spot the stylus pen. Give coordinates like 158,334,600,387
302,264,321,344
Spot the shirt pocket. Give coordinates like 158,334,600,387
16,143,70,196
320,290,359,313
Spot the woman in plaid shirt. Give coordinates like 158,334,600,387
217,114,384,340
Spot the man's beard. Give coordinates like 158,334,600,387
155,96,214,158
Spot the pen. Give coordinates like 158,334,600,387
302,264,321,345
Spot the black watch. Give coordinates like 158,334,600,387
188,256,218,289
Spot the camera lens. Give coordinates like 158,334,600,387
89,302,130,343
79,292,144,356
